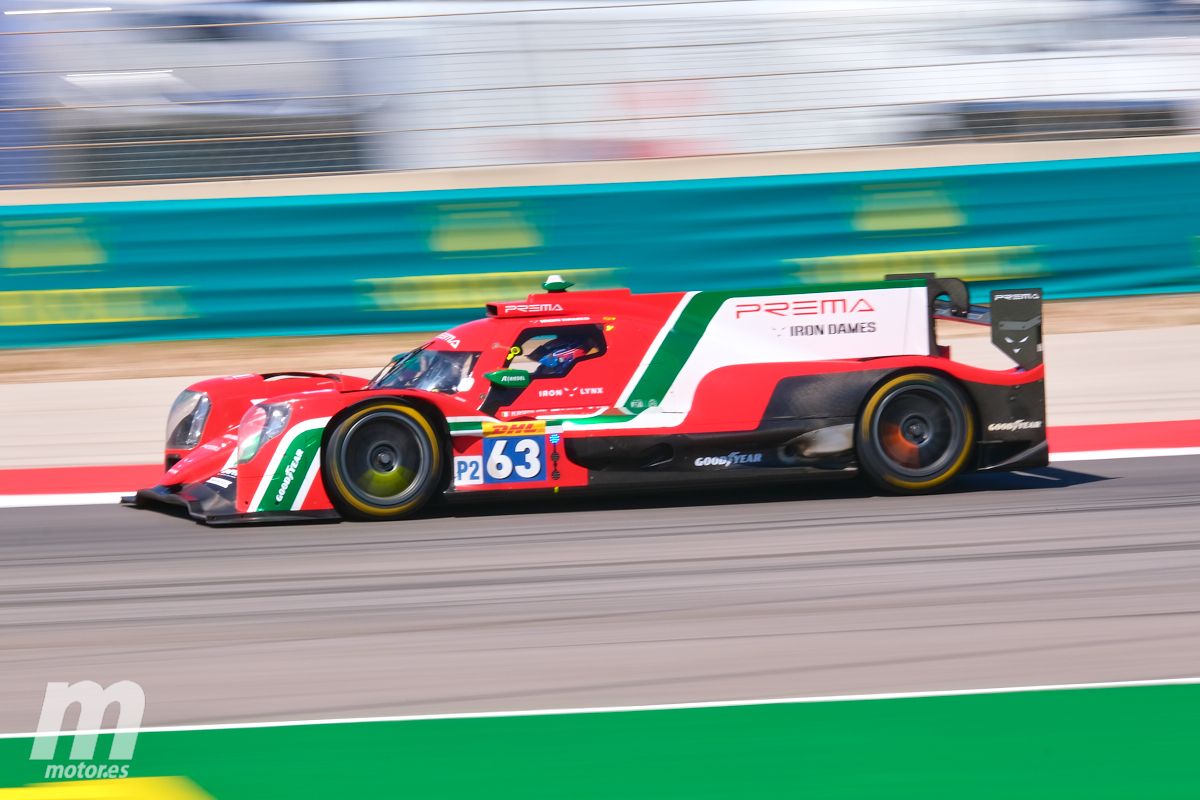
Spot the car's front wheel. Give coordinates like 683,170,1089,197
322,400,445,520
856,372,974,493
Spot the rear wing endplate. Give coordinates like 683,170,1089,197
989,289,1043,370
886,273,1043,369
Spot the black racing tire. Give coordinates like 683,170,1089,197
856,372,975,494
322,400,445,521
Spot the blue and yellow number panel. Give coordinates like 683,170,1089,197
451,421,581,492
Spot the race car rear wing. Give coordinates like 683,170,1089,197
886,273,1043,369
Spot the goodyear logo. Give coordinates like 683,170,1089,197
0,286,193,326
274,448,305,504
482,421,546,437
786,245,1043,286
358,268,618,313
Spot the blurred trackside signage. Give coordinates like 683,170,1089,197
357,268,619,313
851,181,965,232
428,201,542,254
0,287,193,327
0,217,106,271
0,218,196,331
785,245,1044,286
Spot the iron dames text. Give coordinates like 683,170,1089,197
789,321,877,336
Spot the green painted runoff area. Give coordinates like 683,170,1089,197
1,684,1196,797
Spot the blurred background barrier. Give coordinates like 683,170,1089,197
2,147,1199,348
3,0,1200,187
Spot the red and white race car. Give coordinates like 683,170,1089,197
130,274,1046,524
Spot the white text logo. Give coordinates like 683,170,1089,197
503,303,564,314
986,419,1044,432
274,448,305,503
735,297,875,319
694,452,764,467
32,680,145,780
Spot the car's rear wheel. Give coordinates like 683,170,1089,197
856,372,974,493
322,401,444,520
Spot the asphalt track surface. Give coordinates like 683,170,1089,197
1,455,1198,733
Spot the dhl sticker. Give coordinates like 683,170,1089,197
482,421,546,437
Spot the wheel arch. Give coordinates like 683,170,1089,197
853,367,979,492
320,395,453,519
854,366,981,447
323,395,451,449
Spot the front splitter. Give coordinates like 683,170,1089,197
124,484,341,526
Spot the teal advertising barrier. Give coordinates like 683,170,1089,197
2,151,1198,348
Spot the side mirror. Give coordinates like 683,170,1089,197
484,369,531,389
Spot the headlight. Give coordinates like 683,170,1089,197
166,390,211,449
237,403,292,464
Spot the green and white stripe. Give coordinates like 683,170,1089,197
615,290,698,411
248,417,331,512
453,280,929,436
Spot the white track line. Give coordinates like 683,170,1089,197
1050,446,1200,463
0,492,129,509
1,676,1198,740
2,447,1200,509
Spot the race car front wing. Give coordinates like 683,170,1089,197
124,481,340,526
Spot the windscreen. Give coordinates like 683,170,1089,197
369,348,479,394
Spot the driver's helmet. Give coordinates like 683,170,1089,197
422,355,461,393
531,331,596,376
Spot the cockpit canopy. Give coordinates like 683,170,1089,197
369,348,479,394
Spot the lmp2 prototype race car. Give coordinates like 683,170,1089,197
130,274,1046,525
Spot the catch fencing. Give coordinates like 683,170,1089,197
2,0,1200,186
